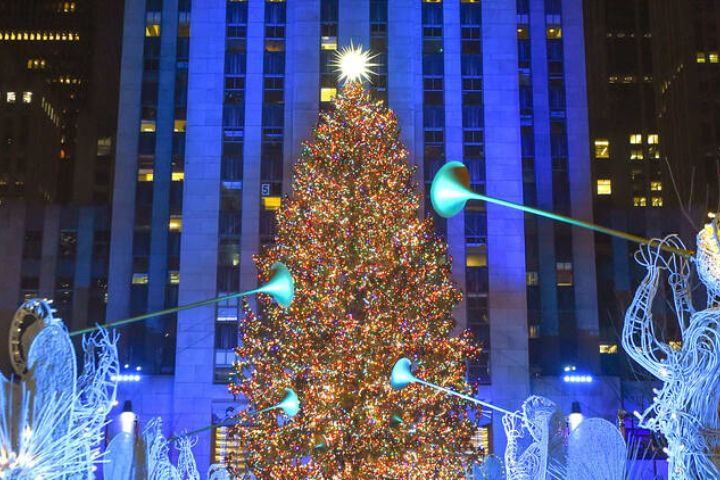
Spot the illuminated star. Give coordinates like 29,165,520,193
332,43,379,84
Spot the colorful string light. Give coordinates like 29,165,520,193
228,83,480,479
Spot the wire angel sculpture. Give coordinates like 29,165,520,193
502,395,567,480
0,298,119,478
623,223,720,479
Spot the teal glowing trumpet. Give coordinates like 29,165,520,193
430,161,693,257
71,261,294,337
390,358,513,415
170,388,300,441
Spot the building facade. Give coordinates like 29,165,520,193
109,0,601,469
0,0,122,374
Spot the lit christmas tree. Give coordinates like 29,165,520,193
229,76,480,478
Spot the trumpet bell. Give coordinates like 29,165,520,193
276,388,300,417
430,161,475,219
257,262,295,308
390,358,417,390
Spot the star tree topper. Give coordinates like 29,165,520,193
331,43,379,84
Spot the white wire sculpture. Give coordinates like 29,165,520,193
623,224,720,479
502,395,567,480
0,298,119,478
566,418,626,480
207,464,232,480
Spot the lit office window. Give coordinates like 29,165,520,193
168,216,183,232
173,120,186,132
556,262,573,286
647,134,659,144
596,179,612,195
132,273,149,285
6,92,16,103
599,344,618,354
168,271,180,285
633,196,647,207
140,120,156,132
651,197,663,207
320,87,336,102
650,181,662,191
629,133,642,144
321,36,337,50
137,170,154,182
594,139,609,158
546,26,562,39
697,52,707,63
22,91,32,103
261,196,281,211
172,172,185,181
669,340,682,351
526,271,539,286
630,149,644,160
710,52,719,64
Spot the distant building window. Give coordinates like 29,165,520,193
633,196,647,207
630,149,644,160
320,36,337,50
710,52,719,64
320,87,337,102
141,120,156,132
529,324,539,339
697,52,706,63
174,119,186,132
168,216,182,232
556,262,573,286
669,340,682,351
97,137,113,156
132,273,149,285
599,344,618,354
647,134,659,144
466,246,487,267
546,26,562,39
261,196,281,211
22,91,32,103
629,133,642,144
138,170,154,182
6,92,16,103
172,172,185,181
526,271,539,286
146,24,161,37
597,179,612,195
650,181,662,191
651,196,664,207
168,271,180,285
594,139,609,158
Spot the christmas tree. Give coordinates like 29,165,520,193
229,82,480,478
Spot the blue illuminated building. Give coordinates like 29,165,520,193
109,0,607,469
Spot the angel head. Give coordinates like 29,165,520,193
695,220,720,294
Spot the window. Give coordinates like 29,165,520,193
650,181,662,191
168,271,180,285
526,271,539,286
6,92,16,103
22,92,32,103
599,344,618,354
651,196,663,207
97,137,112,156
138,170,154,182
710,52,719,64
146,24,161,37
466,246,487,267
697,52,706,63
596,179,612,195
320,87,336,102
141,120,156,132
168,216,182,231
321,36,337,50
172,172,184,181
633,196,647,207
647,134,659,144
629,133,642,144
262,196,281,211
669,340,682,351
174,120,186,132
132,273,149,285
630,149,644,160
594,139,609,158
546,26,562,39
556,262,573,286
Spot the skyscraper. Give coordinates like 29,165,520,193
0,0,122,347
109,0,600,469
